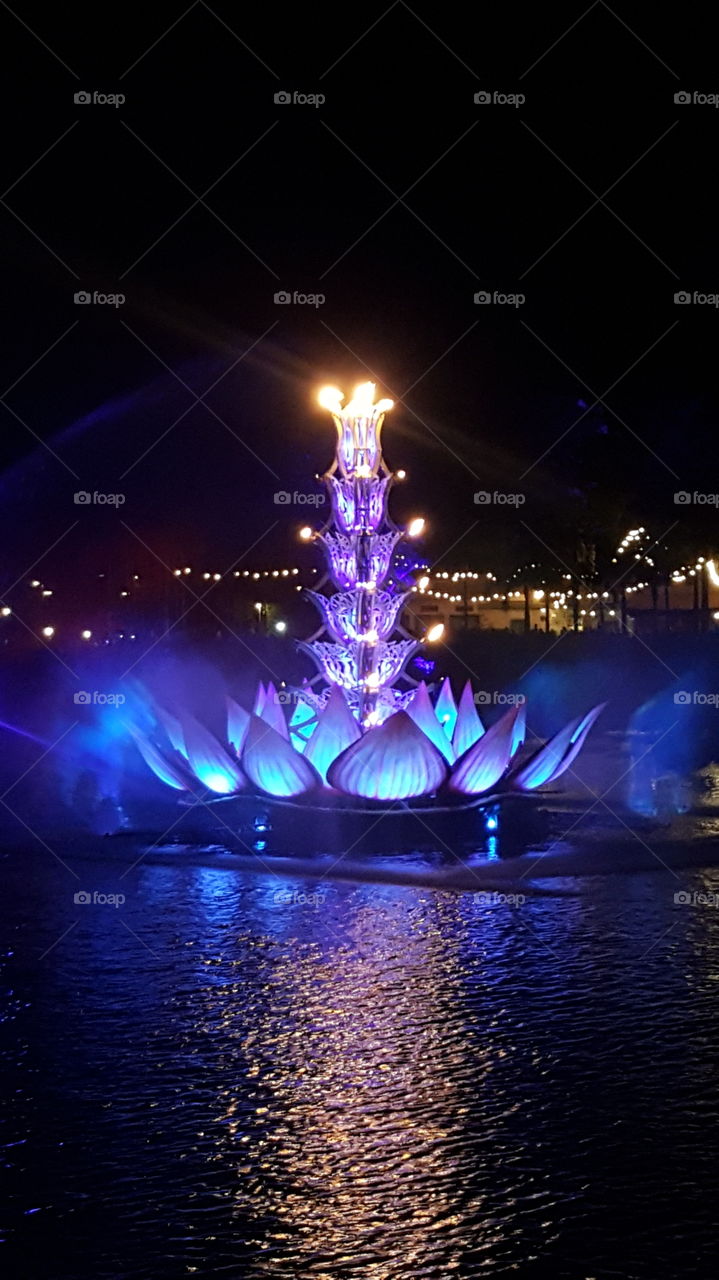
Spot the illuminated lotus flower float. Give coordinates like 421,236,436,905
131,383,602,806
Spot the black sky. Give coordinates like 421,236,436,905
1,1,718,599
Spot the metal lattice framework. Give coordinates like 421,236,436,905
298,383,431,727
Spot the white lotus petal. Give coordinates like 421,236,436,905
327,710,448,800
434,676,457,739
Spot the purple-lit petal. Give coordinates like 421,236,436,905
260,682,290,739
327,710,448,800
434,677,457,740
452,680,484,757
406,682,454,763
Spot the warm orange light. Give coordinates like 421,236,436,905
407,517,425,538
426,622,444,643
299,526,313,541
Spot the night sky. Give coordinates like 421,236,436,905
1,1,718,602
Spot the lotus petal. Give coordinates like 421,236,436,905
181,713,244,794
226,696,251,754
514,704,605,791
406,682,454,763
511,701,527,757
327,710,448,800
448,705,523,795
156,705,189,759
434,677,457,740
252,682,267,717
304,685,361,784
289,696,318,751
130,728,192,792
242,714,321,797
260,681,290,739
452,680,484,757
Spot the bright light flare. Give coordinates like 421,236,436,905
426,622,445,643
407,517,425,538
299,525,313,541
318,386,344,413
41,626,55,639
81,629,92,640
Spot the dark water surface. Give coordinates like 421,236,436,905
2,845,719,1278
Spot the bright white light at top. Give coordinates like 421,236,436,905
396,469,406,479
418,575,429,590
81,629,92,640
407,517,425,538
318,386,344,413
299,526,313,541
426,622,445,643
707,560,719,587
274,620,287,633
41,626,55,638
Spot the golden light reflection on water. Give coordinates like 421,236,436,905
209,896,498,1276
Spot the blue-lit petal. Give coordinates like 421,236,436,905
327,710,448,800
514,704,605,791
130,729,192,792
242,714,321,797
181,713,244,794
304,685,361,784
260,681,290,739
226,696,250,754
155,705,188,759
448,705,522,795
